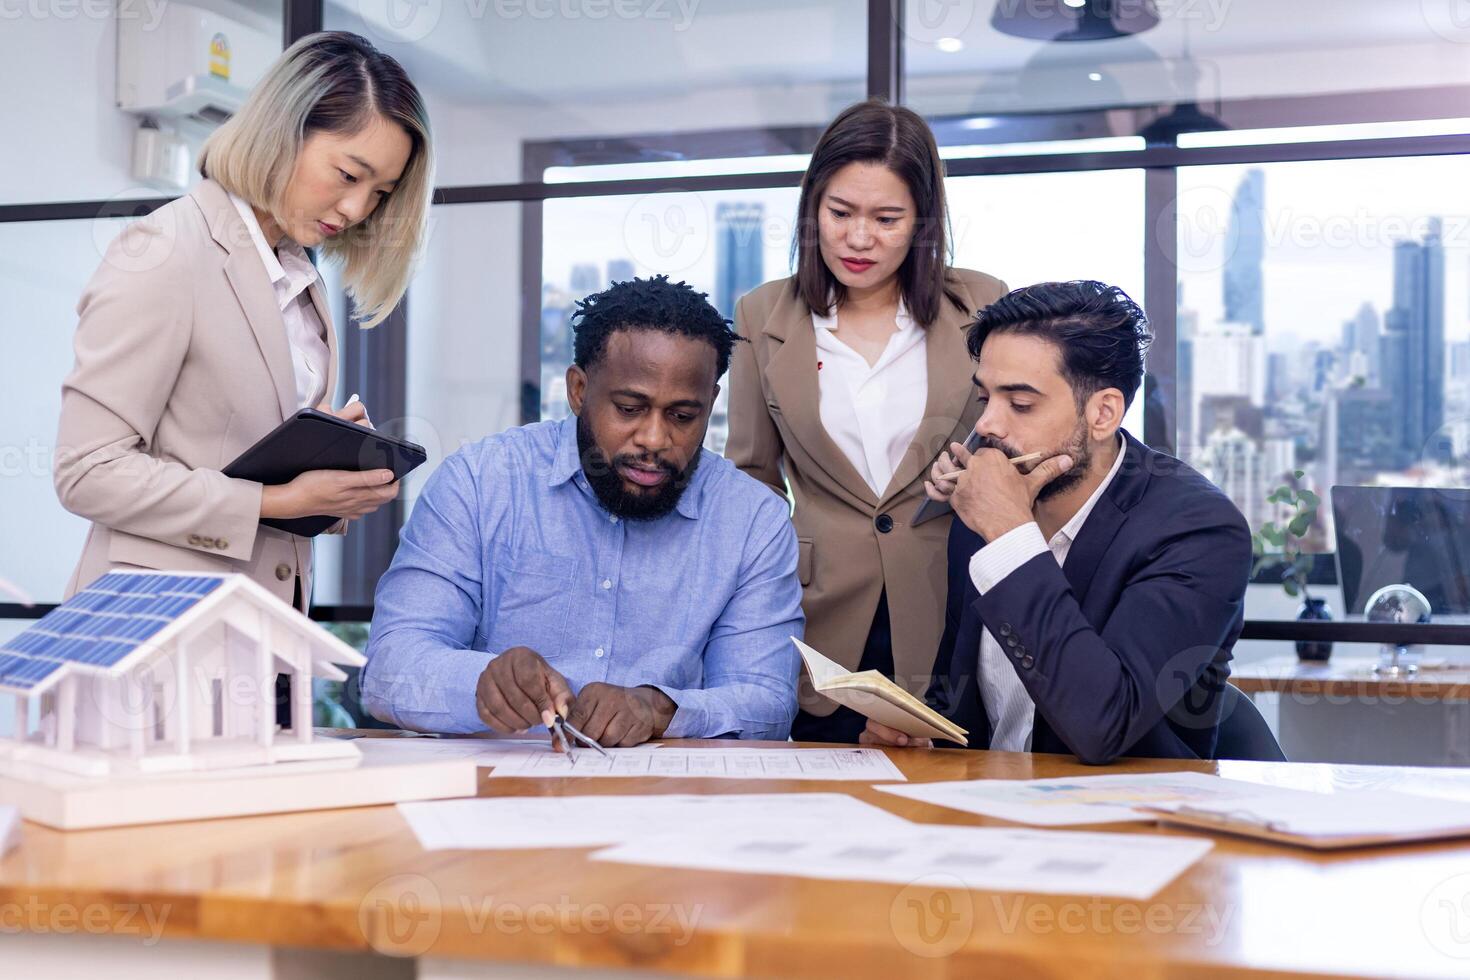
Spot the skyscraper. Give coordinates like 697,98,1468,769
570,263,601,296
607,259,635,284
1384,219,1446,458
714,202,765,320
1222,169,1266,336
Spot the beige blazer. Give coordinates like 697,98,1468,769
726,269,1007,715
54,178,340,612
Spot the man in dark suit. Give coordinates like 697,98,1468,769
863,281,1252,764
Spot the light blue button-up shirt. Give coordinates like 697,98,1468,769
361,415,804,739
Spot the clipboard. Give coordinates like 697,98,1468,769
1140,789,1470,850
911,429,983,526
222,408,427,537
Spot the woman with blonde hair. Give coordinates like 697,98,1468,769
55,31,433,649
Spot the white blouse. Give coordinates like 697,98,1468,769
811,300,928,498
228,193,331,409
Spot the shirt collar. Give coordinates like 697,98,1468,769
227,192,319,309
546,414,705,521
811,296,913,333
1055,432,1127,546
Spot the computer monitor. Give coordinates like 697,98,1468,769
1332,485,1470,616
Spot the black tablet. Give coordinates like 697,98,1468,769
222,408,428,537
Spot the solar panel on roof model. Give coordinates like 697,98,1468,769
0,651,65,691
0,573,228,674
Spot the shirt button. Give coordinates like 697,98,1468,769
275,563,292,581
875,514,894,534
594,648,605,658
601,579,612,590
609,515,619,524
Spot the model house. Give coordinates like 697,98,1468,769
0,570,364,777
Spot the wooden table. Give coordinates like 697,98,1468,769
4,737,1470,979
1231,656,1470,702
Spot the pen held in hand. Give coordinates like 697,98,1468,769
1007,451,1044,470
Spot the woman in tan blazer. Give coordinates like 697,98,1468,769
726,100,1006,742
54,32,433,619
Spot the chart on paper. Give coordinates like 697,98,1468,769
485,747,907,781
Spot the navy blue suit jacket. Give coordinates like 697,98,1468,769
927,432,1252,764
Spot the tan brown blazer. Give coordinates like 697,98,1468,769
54,178,340,611
726,269,1007,715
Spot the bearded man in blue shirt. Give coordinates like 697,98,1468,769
361,276,804,745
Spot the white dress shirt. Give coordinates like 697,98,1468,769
966,434,1128,751
228,193,331,409
811,300,928,498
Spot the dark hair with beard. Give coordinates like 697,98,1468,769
966,280,1152,410
576,413,702,521
571,274,740,379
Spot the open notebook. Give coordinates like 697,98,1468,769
793,638,968,745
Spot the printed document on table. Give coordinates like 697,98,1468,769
398,792,913,850
485,747,907,782
592,825,1214,900
877,771,1268,826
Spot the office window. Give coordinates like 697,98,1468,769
0,219,123,604
323,0,867,185
903,1,1470,128
539,186,802,452
1175,156,1470,551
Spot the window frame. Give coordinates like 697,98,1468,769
6,0,1470,634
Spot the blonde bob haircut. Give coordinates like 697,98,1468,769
199,31,433,328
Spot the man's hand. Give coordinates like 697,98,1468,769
475,647,573,733
923,439,972,503
565,683,677,747
859,719,933,749
950,449,1073,541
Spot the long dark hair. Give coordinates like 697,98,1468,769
791,99,965,327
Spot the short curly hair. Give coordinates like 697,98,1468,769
571,275,743,379
967,280,1153,409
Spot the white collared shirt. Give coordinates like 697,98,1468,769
966,434,1129,751
811,300,928,498
228,193,331,409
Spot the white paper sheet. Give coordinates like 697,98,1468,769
0,804,19,857
351,736,659,767
399,792,912,850
485,747,907,781
877,771,1267,826
592,825,1213,900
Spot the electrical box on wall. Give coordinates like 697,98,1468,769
116,2,275,124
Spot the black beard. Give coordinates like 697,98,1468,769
977,421,1092,502
576,414,702,521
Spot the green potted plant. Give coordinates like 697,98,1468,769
1251,471,1329,661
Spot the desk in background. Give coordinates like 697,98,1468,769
1232,656,1470,767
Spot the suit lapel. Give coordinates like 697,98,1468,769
762,293,879,510
193,179,300,422
878,299,977,509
